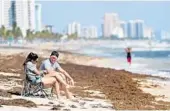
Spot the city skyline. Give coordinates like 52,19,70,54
0,1,169,39
38,1,170,35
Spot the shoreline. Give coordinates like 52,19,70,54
0,47,170,109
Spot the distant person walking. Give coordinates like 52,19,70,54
125,47,132,65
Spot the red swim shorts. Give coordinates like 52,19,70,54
127,57,131,63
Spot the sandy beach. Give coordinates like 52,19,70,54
0,46,170,110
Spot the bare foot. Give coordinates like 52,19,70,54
66,92,73,99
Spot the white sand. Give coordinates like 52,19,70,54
0,95,114,111
0,46,170,109
137,78,170,102
0,71,114,111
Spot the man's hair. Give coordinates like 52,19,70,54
50,51,59,58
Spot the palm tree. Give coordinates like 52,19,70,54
15,27,23,38
55,33,63,39
0,25,6,39
68,32,78,39
35,31,41,38
12,22,22,38
26,29,34,41
6,30,13,37
40,30,51,38
12,22,17,37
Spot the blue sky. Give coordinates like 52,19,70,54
37,1,170,35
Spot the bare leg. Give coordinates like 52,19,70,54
42,73,72,99
60,84,72,99
54,80,60,99
41,76,56,85
57,73,73,99
46,72,69,88
41,76,60,99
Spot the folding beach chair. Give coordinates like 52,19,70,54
21,75,53,99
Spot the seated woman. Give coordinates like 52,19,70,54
23,52,60,99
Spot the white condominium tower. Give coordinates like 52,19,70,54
0,0,11,29
103,13,120,37
15,0,35,36
35,3,42,32
67,22,81,37
0,0,37,37
81,26,98,38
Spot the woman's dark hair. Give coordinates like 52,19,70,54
50,51,59,58
23,52,38,66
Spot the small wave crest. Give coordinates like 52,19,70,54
126,68,170,78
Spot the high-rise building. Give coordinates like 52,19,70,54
112,27,124,38
68,24,72,35
67,22,81,37
4,1,11,29
28,0,35,31
81,27,89,38
161,31,170,40
154,30,162,40
15,0,29,36
35,3,42,32
81,26,98,38
103,13,120,37
15,0,36,36
0,0,37,37
89,26,98,38
127,20,135,38
45,25,53,33
144,27,153,38
0,0,11,29
10,1,16,27
120,21,127,38
134,19,144,39
127,19,145,39
101,24,104,37
0,0,5,27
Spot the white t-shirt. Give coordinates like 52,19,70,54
40,59,61,71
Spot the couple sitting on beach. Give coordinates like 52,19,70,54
23,51,74,99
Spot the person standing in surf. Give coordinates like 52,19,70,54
125,47,132,65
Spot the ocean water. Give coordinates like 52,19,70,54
55,40,170,78
77,47,170,78
1,40,170,78
76,46,170,58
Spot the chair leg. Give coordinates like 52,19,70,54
40,83,53,99
21,82,32,97
41,89,49,98
21,81,53,99
40,83,50,98
21,82,26,96
32,84,42,94
31,83,47,98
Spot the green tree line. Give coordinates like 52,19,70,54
0,24,79,41
0,23,22,40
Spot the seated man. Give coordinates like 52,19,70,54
40,51,74,99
